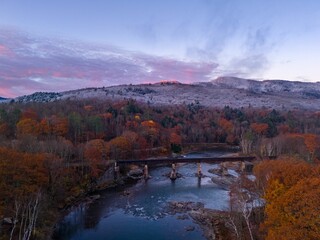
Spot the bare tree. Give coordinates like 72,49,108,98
9,201,20,240
229,176,256,240
240,132,254,155
14,192,42,240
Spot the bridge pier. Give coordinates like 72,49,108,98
220,162,228,176
114,162,120,180
197,176,202,188
240,161,254,173
197,162,202,178
240,161,246,172
114,156,256,181
143,164,149,180
170,163,177,180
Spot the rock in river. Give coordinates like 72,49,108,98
127,168,143,179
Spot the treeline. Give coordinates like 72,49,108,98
1,99,320,160
1,98,320,239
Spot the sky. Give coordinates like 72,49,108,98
0,0,320,97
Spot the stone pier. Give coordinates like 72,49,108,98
143,164,149,180
170,163,177,180
197,162,202,178
220,162,228,176
240,161,246,172
114,162,120,180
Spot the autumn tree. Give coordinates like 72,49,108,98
38,118,51,136
84,139,107,177
170,132,182,153
0,147,48,240
50,116,68,137
16,118,39,137
254,158,320,240
21,109,38,121
140,120,160,148
263,177,320,240
250,123,269,136
106,136,131,160
303,134,319,162
0,122,10,137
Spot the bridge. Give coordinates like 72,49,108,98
113,156,256,180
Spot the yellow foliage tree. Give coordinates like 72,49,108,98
254,158,320,240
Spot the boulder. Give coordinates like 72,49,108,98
177,214,189,220
127,168,143,179
185,226,195,231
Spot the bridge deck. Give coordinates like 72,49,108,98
116,156,255,165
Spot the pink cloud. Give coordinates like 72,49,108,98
0,29,218,97
0,44,15,58
0,88,12,97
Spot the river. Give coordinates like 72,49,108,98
53,151,235,240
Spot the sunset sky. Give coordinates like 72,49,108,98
0,0,320,97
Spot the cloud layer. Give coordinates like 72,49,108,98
0,29,217,97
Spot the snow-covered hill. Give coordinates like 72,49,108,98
212,77,320,95
13,78,320,110
0,97,9,103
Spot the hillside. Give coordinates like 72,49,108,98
0,97,8,102
13,77,320,110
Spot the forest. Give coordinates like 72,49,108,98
0,98,320,239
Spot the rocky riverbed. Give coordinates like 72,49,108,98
167,201,234,240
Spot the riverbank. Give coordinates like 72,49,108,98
51,179,130,239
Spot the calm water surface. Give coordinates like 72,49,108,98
54,151,232,240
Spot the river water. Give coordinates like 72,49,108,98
54,151,233,240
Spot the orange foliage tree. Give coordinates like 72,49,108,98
263,177,320,240
219,118,233,132
84,139,107,176
16,118,39,136
250,123,269,135
106,136,131,160
254,158,320,240
50,116,69,137
303,134,319,162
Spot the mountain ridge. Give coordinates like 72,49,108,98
0,97,8,102
10,77,320,110
211,76,320,92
